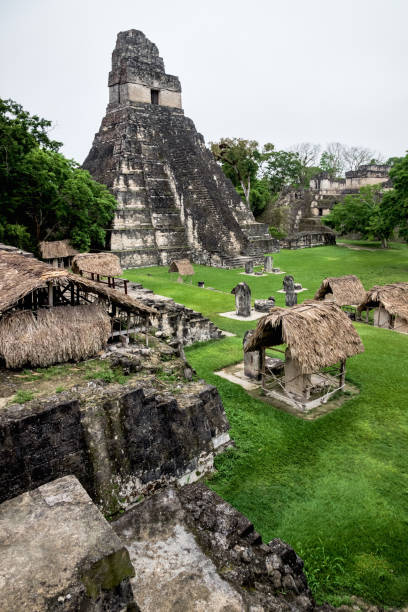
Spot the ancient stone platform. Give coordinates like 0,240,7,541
0,342,231,513
218,309,265,321
113,483,315,611
83,30,278,268
0,476,135,611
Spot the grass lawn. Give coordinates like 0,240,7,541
123,242,408,607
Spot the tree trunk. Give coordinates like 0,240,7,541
381,237,388,248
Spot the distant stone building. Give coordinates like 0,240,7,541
309,163,391,217
258,163,391,248
84,30,277,269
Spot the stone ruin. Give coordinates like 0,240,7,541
243,329,264,380
283,275,298,307
83,30,278,269
244,260,254,274
231,281,251,317
254,296,276,312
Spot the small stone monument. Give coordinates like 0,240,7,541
285,290,298,307
283,275,297,307
198,281,205,288
294,282,302,291
264,255,273,273
231,282,251,317
243,330,264,380
254,297,275,312
245,260,254,274
283,275,294,292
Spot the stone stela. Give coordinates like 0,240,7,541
231,282,251,317
243,330,264,380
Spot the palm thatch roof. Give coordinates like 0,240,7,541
168,259,194,276
0,303,111,368
39,240,79,260
72,252,122,276
0,251,156,317
244,302,364,374
357,283,408,321
314,275,366,306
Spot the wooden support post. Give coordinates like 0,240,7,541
97,274,100,283
47,281,54,307
112,277,115,289
70,283,75,306
261,347,266,389
124,279,128,295
127,313,131,337
339,360,346,387
91,273,95,281
108,277,111,287
76,286,80,305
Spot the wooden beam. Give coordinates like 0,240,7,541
47,281,54,307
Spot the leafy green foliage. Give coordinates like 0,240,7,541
0,98,117,252
12,390,35,404
324,185,394,247
263,149,302,194
380,153,408,242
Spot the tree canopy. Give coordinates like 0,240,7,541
0,98,116,253
324,185,395,248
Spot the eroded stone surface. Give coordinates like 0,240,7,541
0,362,230,513
113,483,317,611
0,476,135,611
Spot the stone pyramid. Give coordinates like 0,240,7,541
83,30,278,268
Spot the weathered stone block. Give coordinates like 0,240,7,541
0,476,136,611
231,282,251,317
244,260,253,274
254,298,275,312
264,255,273,273
113,483,315,611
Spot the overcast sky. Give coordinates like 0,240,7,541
1,0,407,163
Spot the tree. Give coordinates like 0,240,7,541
324,185,394,248
210,138,273,208
319,143,346,178
380,153,408,242
262,149,303,195
319,142,385,177
0,98,117,253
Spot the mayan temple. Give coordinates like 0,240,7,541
83,29,278,268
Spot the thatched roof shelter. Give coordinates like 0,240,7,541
72,252,123,277
168,259,194,276
0,252,155,317
0,303,111,369
244,302,364,374
39,240,78,260
357,283,408,321
314,275,366,306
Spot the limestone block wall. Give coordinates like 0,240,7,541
0,381,230,514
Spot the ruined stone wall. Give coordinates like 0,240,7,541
0,380,230,514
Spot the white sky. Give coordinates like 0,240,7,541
1,0,407,163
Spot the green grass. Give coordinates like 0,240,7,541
123,243,408,606
12,389,35,404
